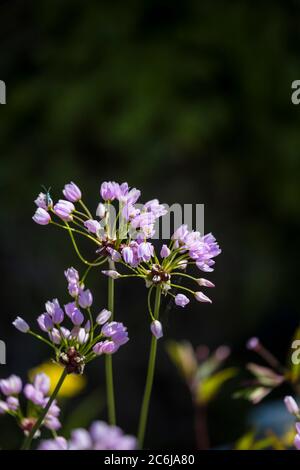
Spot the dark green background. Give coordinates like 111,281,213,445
0,0,299,449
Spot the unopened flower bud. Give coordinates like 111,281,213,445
194,292,212,303
12,316,29,333
150,320,163,339
197,278,215,288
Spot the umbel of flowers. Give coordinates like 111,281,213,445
0,373,61,436
13,267,129,374
29,180,221,449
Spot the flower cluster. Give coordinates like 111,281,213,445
0,373,61,436
38,420,137,450
103,224,221,339
13,267,129,375
284,396,300,450
32,181,221,343
235,337,285,404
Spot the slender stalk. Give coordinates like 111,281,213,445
21,368,68,450
105,260,116,425
79,199,93,219
137,286,162,448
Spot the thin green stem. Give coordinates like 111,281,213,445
105,260,116,425
79,199,93,219
137,286,162,448
21,368,68,450
170,283,195,295
28,331,57,351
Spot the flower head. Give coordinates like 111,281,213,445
0,373,61,435
13,268,130,375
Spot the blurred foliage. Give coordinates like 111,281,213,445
198,367,237,404
166,340,235,405
1,0,300,449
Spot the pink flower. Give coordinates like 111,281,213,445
33,208,51,225
63,182,82,202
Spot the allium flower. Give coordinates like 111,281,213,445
101,270,121,279
12,316,29,333
295,434,300,450
32,181,220,348
0,373,61,435
78,289,93,309
160,244,171,258
175,294,190,307
284,396,300,416
197,278,215,288
194,292,212,303
38,420,137,450
53,200,75,221
46,299,64,324
96,202,106,219
13,267,130,376
100,181,120,201
246,337,260,351
84,219,101,234
95,221,220,336
35,192,52,210
63,182,82,202
96,309,112,325
32,208,51,225
64,267,79,283
0,375,22,395
33,180,169,274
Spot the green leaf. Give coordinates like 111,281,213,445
166,340,197,382
196,367,237,404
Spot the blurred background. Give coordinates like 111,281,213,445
1,0,300,449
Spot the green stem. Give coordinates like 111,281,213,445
105,260,116,425
28,331,57,351
79,199,93,219
137,286,161,448
21,368,68,450
64,222,106,267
